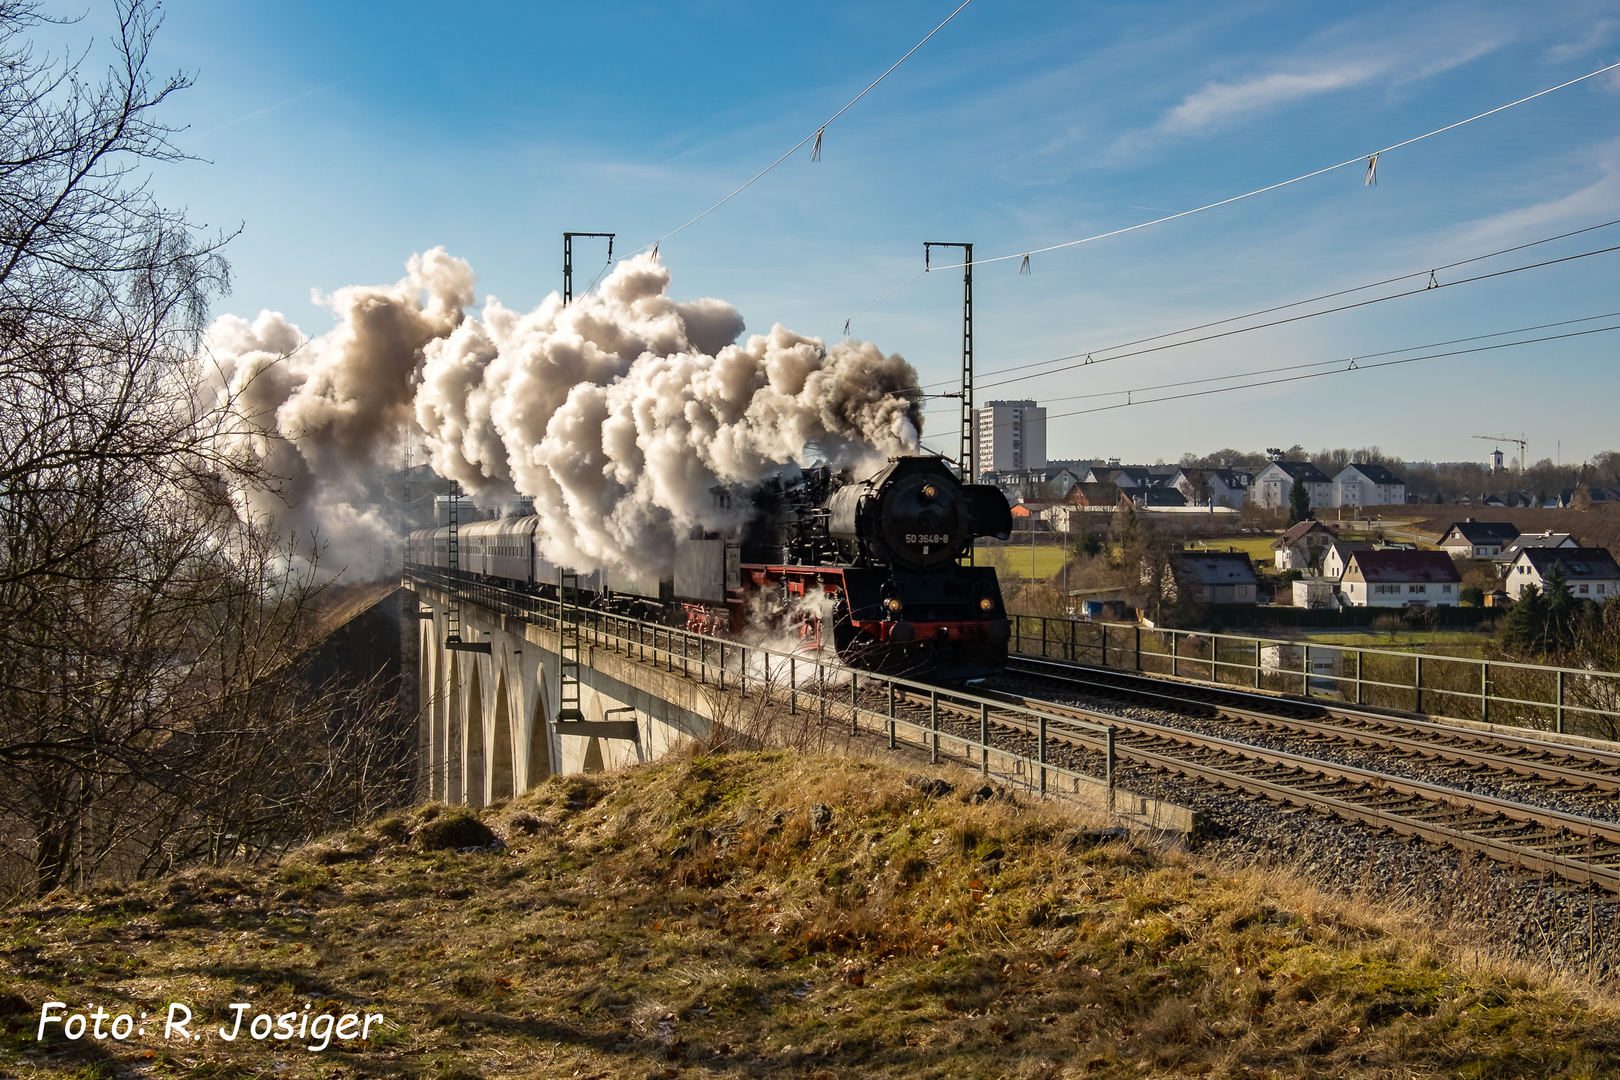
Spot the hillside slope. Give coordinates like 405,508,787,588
5,752,1619,1079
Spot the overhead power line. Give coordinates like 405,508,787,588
925,59,1620,275
923,310,1620,420
635,0,974,256
843,58,1620,335
921,318,1620,438
972,239,1620,392
925,216,1620,390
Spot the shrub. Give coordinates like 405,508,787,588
414,811,498,851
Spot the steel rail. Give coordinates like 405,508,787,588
1005,656,1620,793
987,687,1620,846
895,686,1620,891
1117,739,1620,892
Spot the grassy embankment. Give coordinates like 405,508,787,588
6,752,1620,1079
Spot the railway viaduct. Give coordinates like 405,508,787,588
407,576,724,806
400,571,1195,838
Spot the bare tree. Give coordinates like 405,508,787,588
0,3,413,898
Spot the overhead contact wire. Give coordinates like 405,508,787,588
972,241,1620,392
919,310,1620,418
918,323,1620,437
922,216,1620,390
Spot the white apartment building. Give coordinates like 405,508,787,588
974,400,1046,477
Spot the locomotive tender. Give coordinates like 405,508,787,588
406,455,1015,679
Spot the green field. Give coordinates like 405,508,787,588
975,544,1070,580
1298,630,1494,657
1184,536,1275,560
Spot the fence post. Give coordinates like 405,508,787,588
718,641,725,692
979,702,989,776
1038,714,1048,796
1254,640,1261,689
1415,655,1423,714
1171,632,1178,680
740,645,746,698
1069,618,1076,663
851,674,859,737
1135,625,1142,671
1481,662,1489,724
1015,616,1022,656
790,657,797,714
1356,650,1363,705
888,680,896,749
1041,617,1048,659
930,690,939,764
1101,623,1108,667
1106,726,1117,813
1557,669,1566,734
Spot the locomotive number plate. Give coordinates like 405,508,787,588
906,533,951,544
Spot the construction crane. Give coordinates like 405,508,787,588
1472,433,1527,473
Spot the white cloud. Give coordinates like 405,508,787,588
1445,137,1620,250
1546,18,1616,63
1143,18,1508,140
1162,61,1389,132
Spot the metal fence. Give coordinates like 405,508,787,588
1009,614,1620,743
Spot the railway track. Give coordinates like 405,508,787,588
1000,656,1620,797
892,677,1620,894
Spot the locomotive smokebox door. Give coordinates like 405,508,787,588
829,457,976,571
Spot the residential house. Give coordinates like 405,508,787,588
1339,550,1462,608
1271,520,1338,570
1252,460,1334,510
1168,552,1259,605
985,465,1084,501
1008,501,1053,530
1438,519,1520,559
1504,547,1620,601
1173,467,1253,508
1063,482,1124,507
1322,539,1379,580
1083,463,1180,489
1332,463,1406,509
1494,531,1579,576
1130,487,1188,508
1552,486,1620,508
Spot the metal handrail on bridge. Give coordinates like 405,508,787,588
405,566,1148,812
1006,613,1620,742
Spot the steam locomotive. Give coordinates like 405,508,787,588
406,455,1015,679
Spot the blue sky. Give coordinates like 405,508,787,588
103,0,1620,467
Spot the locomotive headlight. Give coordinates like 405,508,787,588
919,483,937,503
978,597,994,612
886,598,903,615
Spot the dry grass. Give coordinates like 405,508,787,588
5,752,1620,1078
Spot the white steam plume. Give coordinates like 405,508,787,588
201,250,923,579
